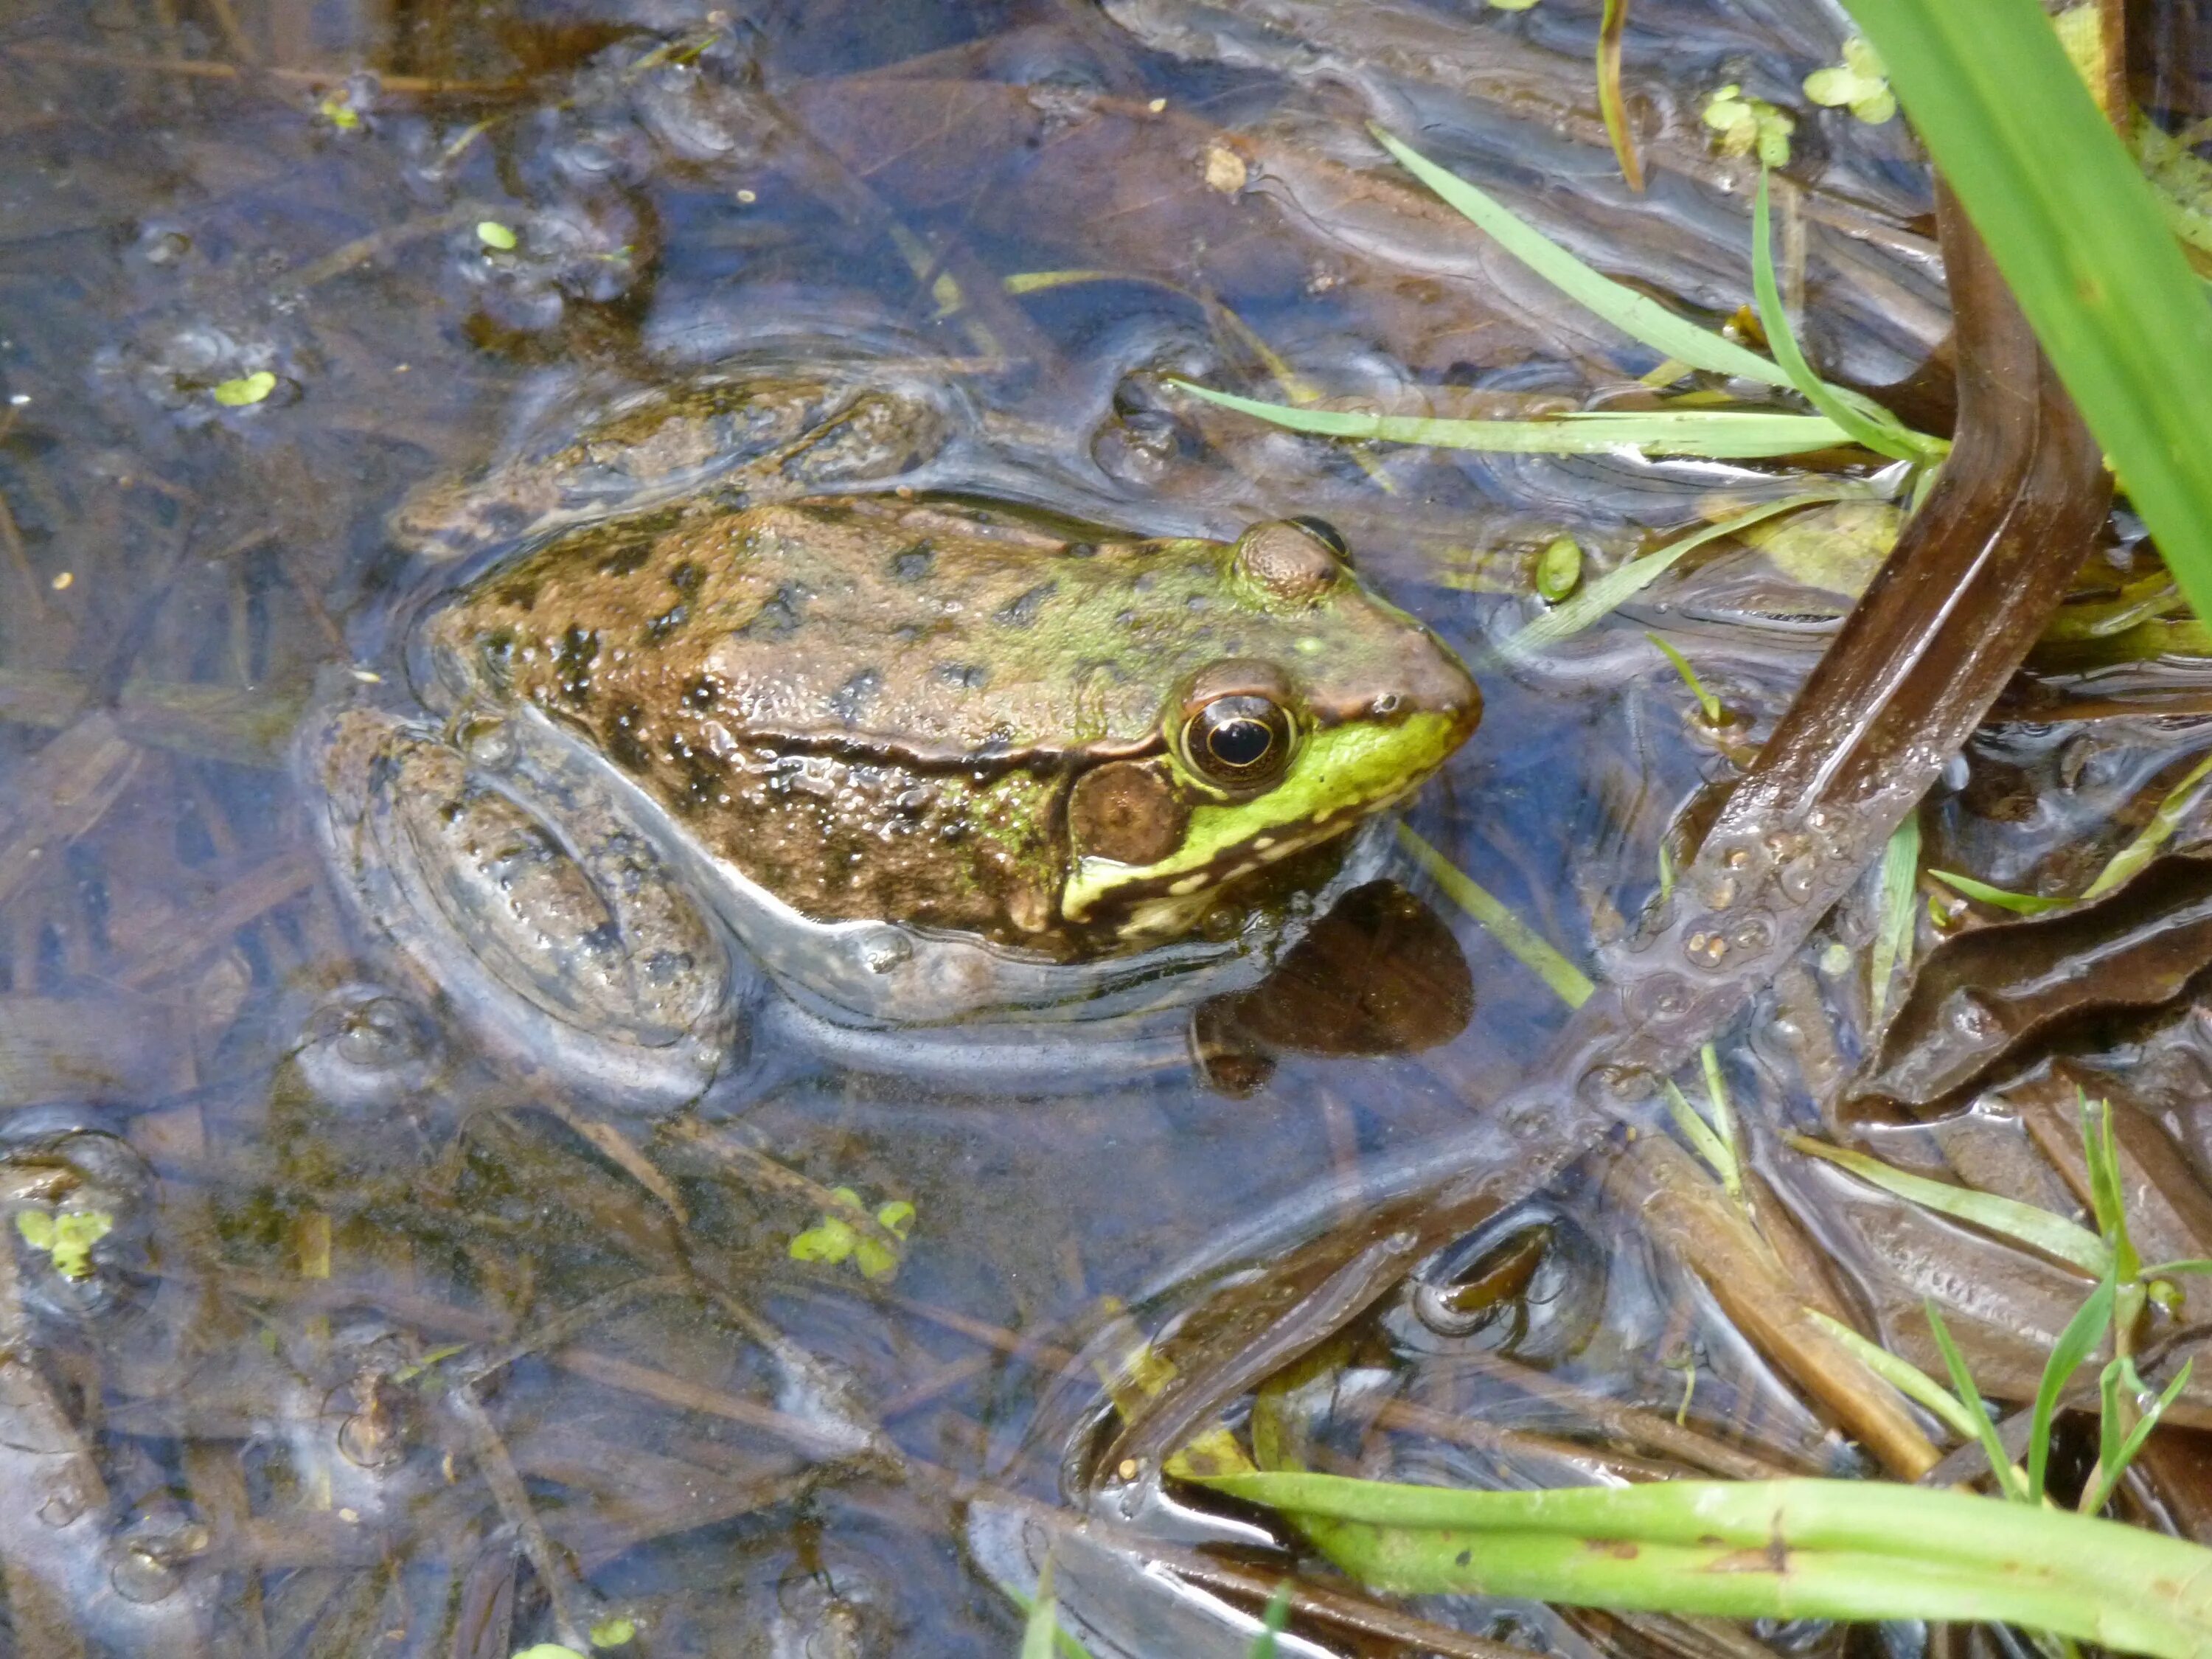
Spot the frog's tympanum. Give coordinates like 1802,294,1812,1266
308,375,1479,1102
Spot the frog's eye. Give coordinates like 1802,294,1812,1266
1183,693,1294,790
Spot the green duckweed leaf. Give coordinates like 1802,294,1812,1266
1534,535,1584,602
212,372,276,408
1702,84,1795,167
16,1208,111,1279
1804,38,1896,124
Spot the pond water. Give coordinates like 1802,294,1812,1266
7,0,2212,1655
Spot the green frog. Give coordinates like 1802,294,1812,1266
306,370,1479,1102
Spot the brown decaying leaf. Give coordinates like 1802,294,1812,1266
1854,848,2212,1110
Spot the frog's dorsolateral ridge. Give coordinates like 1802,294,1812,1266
307,373,1480,1105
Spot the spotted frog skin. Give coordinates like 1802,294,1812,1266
308,375,1480,1102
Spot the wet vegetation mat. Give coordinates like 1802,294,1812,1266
11,0,2212,1655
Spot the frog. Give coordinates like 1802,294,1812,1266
305,369,1480,1105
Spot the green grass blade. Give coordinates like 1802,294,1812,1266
2083,1359,2193,1514
2080,749,2212,900
1927,869,2067,916
1368,126,1788,386
1750,173,1926,463
1869,811,1922,1026
1247,1582,1294,1659
1804,1308,1986,1442
1787,1135,2112,1276
1397,824,1595,1008
1646,633,1723,722
2028,1270,2117,1503
1169,382,1851,458
1507,490,1864,652
1020,1556,1060,1659
1924,1298,2029,1502
1661,1079,1737,1189
1836,0,2212,628
2079,1090,2142,1281
1699,1043,1741,1196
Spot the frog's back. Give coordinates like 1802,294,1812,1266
433,495,1276,766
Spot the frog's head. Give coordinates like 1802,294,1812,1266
1061,520,1479,942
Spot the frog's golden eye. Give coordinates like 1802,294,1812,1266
1183,693,1294,789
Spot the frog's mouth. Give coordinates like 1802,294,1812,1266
1061,709,1468,940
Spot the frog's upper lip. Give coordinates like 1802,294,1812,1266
1309,638,1481,747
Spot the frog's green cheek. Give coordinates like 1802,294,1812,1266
1068,759,1189,865
1061,711,1469,922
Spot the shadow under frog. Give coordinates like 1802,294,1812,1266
302,367,1481,1107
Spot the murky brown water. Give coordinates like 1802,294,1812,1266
8,1,2212,1655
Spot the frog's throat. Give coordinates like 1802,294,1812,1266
1060,711,1462,924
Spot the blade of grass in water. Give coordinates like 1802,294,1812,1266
1367,126,1790,387
1930,749,2212,915
1699,1043,1740,1193
1247,1582,1294,1659
2081,748,2212,900
1868,812,1921,1026
1508,490,1863,652
1596,0,1641,191
2085,1359,2194,1513
1804,1309,1986,1442
1927,869,2065,916
1645,633,1722,722
1169,383,1853,459
1661,1079,1737,1189
1837,0,2212,627
1787,1135,2112,1276
1924,1301,2031,1503
1020,1557,1060,1659
2028,1270,2117,1503
1397,824,1594,1008
1750,173,1932,464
